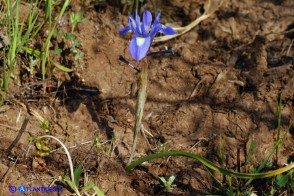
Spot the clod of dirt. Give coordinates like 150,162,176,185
209,67,245,104
239,36,268,89
192,62,244,104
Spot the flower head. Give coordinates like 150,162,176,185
119,10,176,61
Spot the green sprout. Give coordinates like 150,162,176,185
62,32,84,64
275,169,294,192
35,135,104,196
60,160,104,196
159,175,177,193
156,142,167,153
35,140,50,157
69,12,86,33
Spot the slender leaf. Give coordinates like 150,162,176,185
81,181,104,196
244,140,256,166
61,175,76,193
126,150,294,179
52,62,73,72
74,163,83,187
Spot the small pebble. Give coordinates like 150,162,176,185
184,31,198,45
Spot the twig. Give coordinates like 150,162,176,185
286,39,293,56
141,124,152,150
189,76,208,98
50,140,93,153
6,115,30,154
0,123,20,131
153,0,223,43
12,99,46,125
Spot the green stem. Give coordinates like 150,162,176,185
275,94,282,165
128,59,148,164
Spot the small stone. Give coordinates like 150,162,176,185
184,31,198,45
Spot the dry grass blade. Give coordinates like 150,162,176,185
153,0,223,43
12,99,46,124
0,0,6,21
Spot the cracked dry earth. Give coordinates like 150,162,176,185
0,0,294,195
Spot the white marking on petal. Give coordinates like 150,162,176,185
136,37,145,47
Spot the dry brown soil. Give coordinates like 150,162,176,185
0,0,294,195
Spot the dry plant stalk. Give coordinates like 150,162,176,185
128,59,149,164
153,0,223,43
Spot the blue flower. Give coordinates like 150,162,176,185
119,10,176,61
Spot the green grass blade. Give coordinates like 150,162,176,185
2,47,8,94
22,47,41,58
204,166,223,187
52,62,73,72
58,0,71,21
45,0,52,28
159,177,167,184
275,95,283,166
62,175,77,193
81,181,104,196
245,139,282,186
74,163,83,187
219,135,225,168
41,0,71,79
126,150,294,179
20,1,40,47
244,140,256,166
23,47,72,72
4,0,20,92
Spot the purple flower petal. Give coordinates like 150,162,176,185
141,22,148,36
160,25,176,35
143,10,152,29
135,10,142,35
129,36,151,61
119,25,131,34
153,12,161,25
119,9,176,61
129,16,136,32
149,23,162,39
